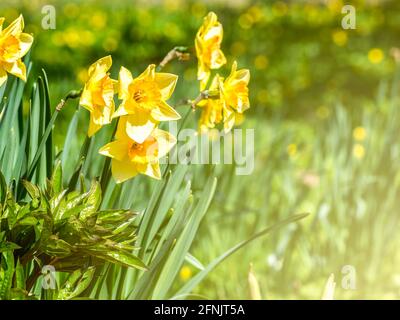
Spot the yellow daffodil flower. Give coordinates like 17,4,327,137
195,12,226,90
221,61,250,132
0,15,33,86
79,55,117,137
198,62,250,133
113,64,180,143
198,75,223,132
99,117,176,182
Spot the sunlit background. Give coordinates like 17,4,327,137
2,0,400,299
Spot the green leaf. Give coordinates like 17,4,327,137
0,242,21,253
151,176,217,299
0,251,15,299
79,180,101,221
58,267,96,300
173,213,309,299
51,160,63,195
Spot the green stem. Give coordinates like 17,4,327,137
99,119,119,196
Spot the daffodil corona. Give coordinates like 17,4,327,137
99,117,176,182
195,12,226,90
79,56,117,137
0,15,33,86
113,64,180,143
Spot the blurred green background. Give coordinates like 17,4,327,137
2,0,400,299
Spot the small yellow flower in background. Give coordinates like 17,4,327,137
287,143,297,157
179,266,192,281
99,117,176,183
113,64,180,143
316,105,330,119
368,48,384,64
238,13,254,30
353,126,367,141
79,56,117,137
332,30,348,47
221,61,250,132
257,89,268,104
353,143,365,159
0,15,33,86
254,55,268,70
195,12,226,90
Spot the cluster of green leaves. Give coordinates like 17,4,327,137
0,165,144,299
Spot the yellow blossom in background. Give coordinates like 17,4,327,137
79,56,117,137
99,117,176,182
230,41,246,56
287,143,297,157
272,1,288,17
332,30,348,47
257,89,268,104
368,48,384,64
113,64,180,143
327,0,344,13
238,13,254,30
247,5,264,23
0,15,33,86
353,126,367,141
179,266,192,281
353,143,365,159
316,105,330,119
254,55,268,70
195,12,226,90
221,61,250,132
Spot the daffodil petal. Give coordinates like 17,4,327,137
0,69,7,87
88,114,102,137
0,17,5,32
111,159,138,183
5,60,26,81
113,103,129,118
223,107,235,133
125,113,156,144
118,66,133,100
153,128,177,158
18,33,33,57
79,85,94,112
99,140,129,161
151,101,181,121
138,162,161,180
210,49,227,69
138,64,156,80
155,73,178,100
2,15,24,36
204,24,223,42
88,55,112,77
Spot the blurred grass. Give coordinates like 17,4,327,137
2,0,400,299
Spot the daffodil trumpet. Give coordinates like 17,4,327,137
99,117,176,183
